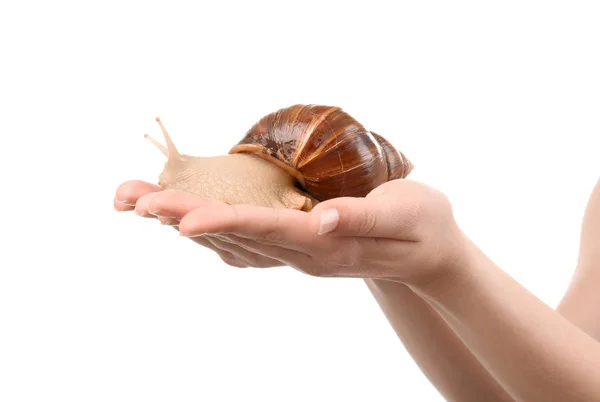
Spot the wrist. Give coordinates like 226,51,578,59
405,228,478,298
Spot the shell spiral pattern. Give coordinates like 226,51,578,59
229,104,413,201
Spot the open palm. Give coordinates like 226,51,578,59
114,178,460,283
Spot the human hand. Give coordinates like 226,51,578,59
115,179,467,285
114,180,285,268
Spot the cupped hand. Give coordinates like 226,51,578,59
115,179,466,285
114,180,285,268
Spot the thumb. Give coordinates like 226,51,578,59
310,196,420,239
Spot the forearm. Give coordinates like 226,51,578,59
365,278,513,401
412,237,600,402
574,178,600,273
557,178,600,339
556,269,600,341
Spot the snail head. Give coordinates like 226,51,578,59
144,117,188,188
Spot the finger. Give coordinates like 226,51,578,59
188,234,250,268
216,234,328,276
171,225,249,267
178,204,318,252
114,196,134,211
309,196,421,240
219,254,250,268
206,235,285,268
173,224,278,268
134,192,161,217
148,189,227,219
178,206,408,277
115,180,163,206
158,216,180,225
216,234,308,267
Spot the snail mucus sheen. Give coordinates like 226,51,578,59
144,104,413,212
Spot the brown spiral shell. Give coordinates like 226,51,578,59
228,104,413,202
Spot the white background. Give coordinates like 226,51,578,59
1,1,599,401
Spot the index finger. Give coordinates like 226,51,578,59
178,204,322,249
147,189,227,219
115,180,163,205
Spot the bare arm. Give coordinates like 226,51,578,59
365,279,514,401
411,231,600,401
365,178,600,401
557,178,600,339
118,177,600,401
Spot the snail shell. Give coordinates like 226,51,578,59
144,104,413,211
229,104,413,201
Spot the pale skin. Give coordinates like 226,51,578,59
114,177,600,401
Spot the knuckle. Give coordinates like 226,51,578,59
356,209,377,236
324,239,363,274
261,209,284,245
218,252,246,268
153,189,180,204
223,258,249,268
252,258,278,268
212,233,236,244
296,256,327,277
262,229,284,245
302,262,327,277
228,204,242,223
159,188,180,197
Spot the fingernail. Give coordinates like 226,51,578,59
180,230,205,237
161,218,178,226
318,208,339,235
116,196,136,205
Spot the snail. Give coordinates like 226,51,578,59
143,104,413,212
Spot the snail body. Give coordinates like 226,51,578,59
144,104,413,212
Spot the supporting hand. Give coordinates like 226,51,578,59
115,179,466,285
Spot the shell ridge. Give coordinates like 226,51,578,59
290,105,340,168
297,122,367,169
288,105,314,167
229,104,411,201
